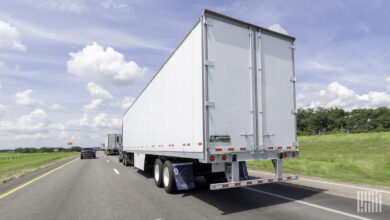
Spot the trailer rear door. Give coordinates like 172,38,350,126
205,16,255,150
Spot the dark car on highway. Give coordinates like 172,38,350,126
80,148,96,159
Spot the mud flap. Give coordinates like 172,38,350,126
172,163,196,191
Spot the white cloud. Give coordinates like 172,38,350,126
86,82,113,99
268,24,288,35
120,96,135,109
35,0,86,13
0,20,26,51
298,81,390,110
15,89,44,107
101,0,128,10
0,109,49,133
67,42,148,85
50,104,67,111
84,99,104,111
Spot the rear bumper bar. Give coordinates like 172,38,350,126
210,175,298,190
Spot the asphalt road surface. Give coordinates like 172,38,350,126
0,151,388,220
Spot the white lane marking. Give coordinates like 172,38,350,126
245,187,371,220
249,170,390,194
106,160,110,163
113,169,119,174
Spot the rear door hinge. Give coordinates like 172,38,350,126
205,101,215,107
205,60,214,67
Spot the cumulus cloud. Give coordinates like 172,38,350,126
15,89,44,107
268,24,288,35
298,81,390,110
86,82,113,99
0,20,26,51
0,109,49,133
120,96,135,109
84,99,104,111
35,0,86,13
50,104,67,111
67,42,148,85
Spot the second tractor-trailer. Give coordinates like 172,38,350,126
121,9,299,193
105,134,122,155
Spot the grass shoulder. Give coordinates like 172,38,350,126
247,132,390,187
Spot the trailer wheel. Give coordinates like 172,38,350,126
162,161,177,193
123,154,130,166
119,154,123,162
154,159,163,187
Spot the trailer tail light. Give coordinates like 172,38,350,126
221,155,227,161
283,152,288,158
278,177,283,181
198,142,203,146
292,152,296,157
287,176,292,180
210,155,215,161
228,148,234,151
187,143,190,146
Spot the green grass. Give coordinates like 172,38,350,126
0,152,78,182
247,132,390,187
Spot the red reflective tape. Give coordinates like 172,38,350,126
240,147,246,151
258,180,263,184
268,179,273,183
287,176,292,180
222,184,229,188
277,146,282,150
268,147,273,150
198,142,203,146
287,146,292,149
235,183,241,186
247,181,252,185
228,148,234,151
187,143,190,146
215,148,222,152
278,177,282,181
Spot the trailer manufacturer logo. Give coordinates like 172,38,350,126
357,190,382,213
209,135,231,143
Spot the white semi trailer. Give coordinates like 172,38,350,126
105,134,122,155
122,9,299,193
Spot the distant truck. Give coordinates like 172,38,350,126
121,9,299,193
104,134,122,155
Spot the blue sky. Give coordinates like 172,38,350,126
0,0,390,148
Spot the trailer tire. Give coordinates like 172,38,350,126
162,160,177,193
154,159,163,187
119,154,123,163
123,154,130,166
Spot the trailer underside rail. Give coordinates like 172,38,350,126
210,175,298,190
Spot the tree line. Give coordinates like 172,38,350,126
0,146,82,153
297,107,390,135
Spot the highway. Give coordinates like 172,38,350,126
0,151,388,220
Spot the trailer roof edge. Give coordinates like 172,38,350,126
203,9,296,42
